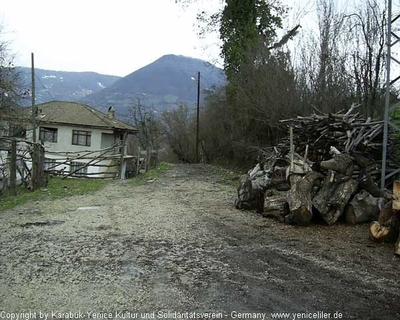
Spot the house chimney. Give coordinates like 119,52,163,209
108,106,115,119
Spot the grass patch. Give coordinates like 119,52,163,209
130,162,171,185
0,177,110,211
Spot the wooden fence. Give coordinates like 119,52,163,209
0,137,45,195
42,140,141,179
0,138,159,195
136,146,158,175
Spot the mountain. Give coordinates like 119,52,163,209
17,67,121,104
80,54,226,116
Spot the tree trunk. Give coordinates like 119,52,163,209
345,190,383,224
313,170,358,225
284,171,324,225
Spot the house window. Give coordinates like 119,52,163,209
72,130,91,146
70,161,88,176
40,127,58,143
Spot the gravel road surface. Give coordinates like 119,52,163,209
0,164,399,320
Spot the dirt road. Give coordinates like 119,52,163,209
0,164,399,319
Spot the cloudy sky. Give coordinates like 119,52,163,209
0,0,223,77
1,0,369,77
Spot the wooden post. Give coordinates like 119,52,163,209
31,144,37,190
30,143,44,190
119,132,128,180
136,146,141,176
289,125,294,172
9,140,17,196
196,71,200,163
38,144,45,187
31,53,37,144
145,146,149,172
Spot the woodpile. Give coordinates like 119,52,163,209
235,106,400,256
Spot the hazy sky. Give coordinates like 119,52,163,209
1,0,371,77
0,0,223,77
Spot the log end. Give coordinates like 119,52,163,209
369,221,391,242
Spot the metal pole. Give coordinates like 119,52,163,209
196,71,200,164
381,0,392,190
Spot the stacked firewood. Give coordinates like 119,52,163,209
280,105,382,156
235,105,400,256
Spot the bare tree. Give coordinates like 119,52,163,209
161,103,196,163
346,0,387,118
0,25,26,138
295,0,353,114
129,99,162,152
0,27,22,108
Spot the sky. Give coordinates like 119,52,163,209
1,0,389,78
0,0,223,77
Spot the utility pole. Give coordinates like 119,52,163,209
196,71,200,164
31,52,40,191
31,52,37,143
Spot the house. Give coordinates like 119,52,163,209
32,101,138,178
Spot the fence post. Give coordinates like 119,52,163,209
9,140,17,196
31,144,38,190
136,146,141,176
119,133,128,180
38,144,45,187
31,143,45,190
145,145,150,172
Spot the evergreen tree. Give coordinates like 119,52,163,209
219,0,283,79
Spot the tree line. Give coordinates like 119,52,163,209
132,0,390,167
0,0,391,167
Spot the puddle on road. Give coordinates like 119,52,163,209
119,259,144,281
18,220,65,228
77,206,101,211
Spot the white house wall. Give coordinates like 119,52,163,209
34,125,114,154
27,124,120,178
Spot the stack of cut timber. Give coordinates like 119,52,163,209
235,105,400,256
279,105,384,160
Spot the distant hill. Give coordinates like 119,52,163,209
80,54,226,116
17,67,120,104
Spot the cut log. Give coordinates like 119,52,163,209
393,180,400,210
369,221,392,242
313,171,358,225
358,171,384,198
269,161,290,191
262,190,287,222
369,201,399,243
320,154,354,176
345,190,382,224
284,171,324,225
235,164,270,211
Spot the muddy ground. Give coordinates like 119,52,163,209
0,164,399,319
